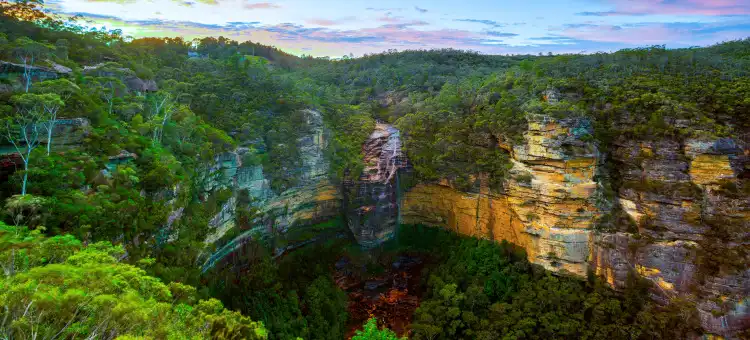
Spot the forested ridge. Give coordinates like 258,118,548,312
1,0,749,339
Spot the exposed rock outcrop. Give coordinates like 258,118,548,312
0,60,69,83
397,105,749,336
400,114,599,276
504,114,600,276
201,109,341,270
40,117,91,149
401,181,530,249
82,63,158,92
591,136,750,337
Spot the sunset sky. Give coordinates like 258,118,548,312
45,0,750,57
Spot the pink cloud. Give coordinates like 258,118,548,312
244,2,280,10
559,21,748,46
590,0,750,16
377,14,403,23
306,16,356,26
307,18,336,26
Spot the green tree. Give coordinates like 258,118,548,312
0,224,268,339
2,93,62,194
11,37,53,93
352,318,406,340
31,82,73,154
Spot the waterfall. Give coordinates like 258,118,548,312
347,123,408,247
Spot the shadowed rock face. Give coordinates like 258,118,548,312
0,60,68,86
347,123,407,248
82,63,158,93
591,136,750,337
200,109,341,270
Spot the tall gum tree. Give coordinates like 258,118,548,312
33,79,78,154
2,93,63,195
11,37,53,93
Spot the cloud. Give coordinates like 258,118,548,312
576,11,641,16
485,31,518,37
244,2,280,10
307,19,336,26
556,20,750,46
576,0,750,16
58,7,750,58
226,21,261,28
306,16,356,26
454,18,504,28
366,7,402,12
528,36,578,42
415,6,427,13
377,13,403,23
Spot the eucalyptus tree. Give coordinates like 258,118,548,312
11,37,53,93
32,79,78,154
2,93,63,194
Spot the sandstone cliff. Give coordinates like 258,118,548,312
200,109,340,270
400,113,599,276
399,111,749,337
591,137,749,336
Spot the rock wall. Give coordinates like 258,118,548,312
0,60,70,89
397,109,749,337
82,63,158,93
201,109,340,265
591,137,750,337
401,181,531,250
503,114,600,276
194,104,750,336
400,114,599,276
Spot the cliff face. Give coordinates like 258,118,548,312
195,105,749,336
401,181,530,250
397,110,749,337
591,137,750,336
82,63,158,92
400,114,599,276
346,123,407,247
504,114,600,276
201,109,340,267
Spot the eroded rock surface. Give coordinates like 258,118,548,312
591,136,750,337
504,114,600,276
398,109,749,337
201,109,340,270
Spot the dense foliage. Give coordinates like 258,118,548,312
0,222,268,339
207,233,351,340
396,225,702,339
1,0,748,338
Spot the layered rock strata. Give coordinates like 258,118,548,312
399,110,749,336
591,137,750,337
401,114,599,276
201,110,340,269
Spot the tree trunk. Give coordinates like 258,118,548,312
24,55,34,93
46,120,54,155
21,159,29,195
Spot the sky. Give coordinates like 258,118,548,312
44,0,750,57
